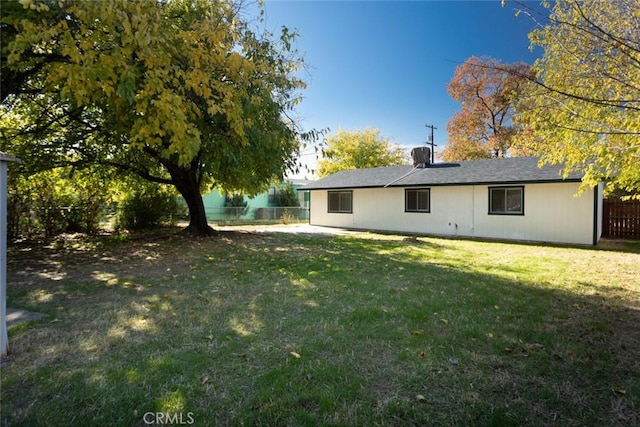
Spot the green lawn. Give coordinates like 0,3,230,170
2,228,640,426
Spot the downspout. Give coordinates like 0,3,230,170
592,184,600,246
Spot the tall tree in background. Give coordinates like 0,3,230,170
441,56,533,162
1,0,318,235
510,0,640,197
317,128,407,177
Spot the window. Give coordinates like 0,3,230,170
328,191,352,213
267,186,276,204
405,188,430,213
489,186,524,215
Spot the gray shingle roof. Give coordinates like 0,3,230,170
302,157,583,190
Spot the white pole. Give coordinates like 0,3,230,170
1,153,20,357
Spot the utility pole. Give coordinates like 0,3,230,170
425,124,437,164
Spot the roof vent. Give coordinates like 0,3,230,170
411,147,430,168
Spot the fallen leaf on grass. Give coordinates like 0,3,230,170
439,318,448,324
525,343,545,351
290,351,301,359
613,386,626,395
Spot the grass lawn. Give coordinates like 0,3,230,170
2,227,640,426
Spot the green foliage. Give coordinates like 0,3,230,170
1,0,320,234
224,193,248,217
317,127,407,177
7,167,109,238
113,183,185,231
274,182,300,207
224,193,248,209
514,0,640,198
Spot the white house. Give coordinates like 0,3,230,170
301,156,603,246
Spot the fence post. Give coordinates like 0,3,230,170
1,153,21,357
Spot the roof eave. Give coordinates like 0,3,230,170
306,178,583,191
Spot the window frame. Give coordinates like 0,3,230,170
405,188,431,213
488,186,524,215
327,190,353,214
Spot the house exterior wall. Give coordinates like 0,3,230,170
309,182,600,245
199,182,309,221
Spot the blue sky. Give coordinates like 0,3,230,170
255,0,544,176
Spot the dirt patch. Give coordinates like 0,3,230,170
596,238,640,252
7,229,263,288
6,309,49,327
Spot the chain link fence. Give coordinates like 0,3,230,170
203,206,310,224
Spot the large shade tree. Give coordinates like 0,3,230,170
511,0,640,197
441,56,533,162
1,0,319,235
317,127,407,177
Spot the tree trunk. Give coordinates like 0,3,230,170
181,185,215,236
171,169,215,236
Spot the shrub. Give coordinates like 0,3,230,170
224,193,248,218
114,184,184,231
280,208,295,225
275,182,300,207
7,168,108,238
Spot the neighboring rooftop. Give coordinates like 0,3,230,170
303,157,583,190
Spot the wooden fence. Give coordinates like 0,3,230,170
602,199,640,239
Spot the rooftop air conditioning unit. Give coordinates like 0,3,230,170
411,147,430,168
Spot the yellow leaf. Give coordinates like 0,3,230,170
289,351,301,359
613,386,626,395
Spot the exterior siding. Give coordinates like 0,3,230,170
309,182,599,245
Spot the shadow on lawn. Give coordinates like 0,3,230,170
3,231,639,426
